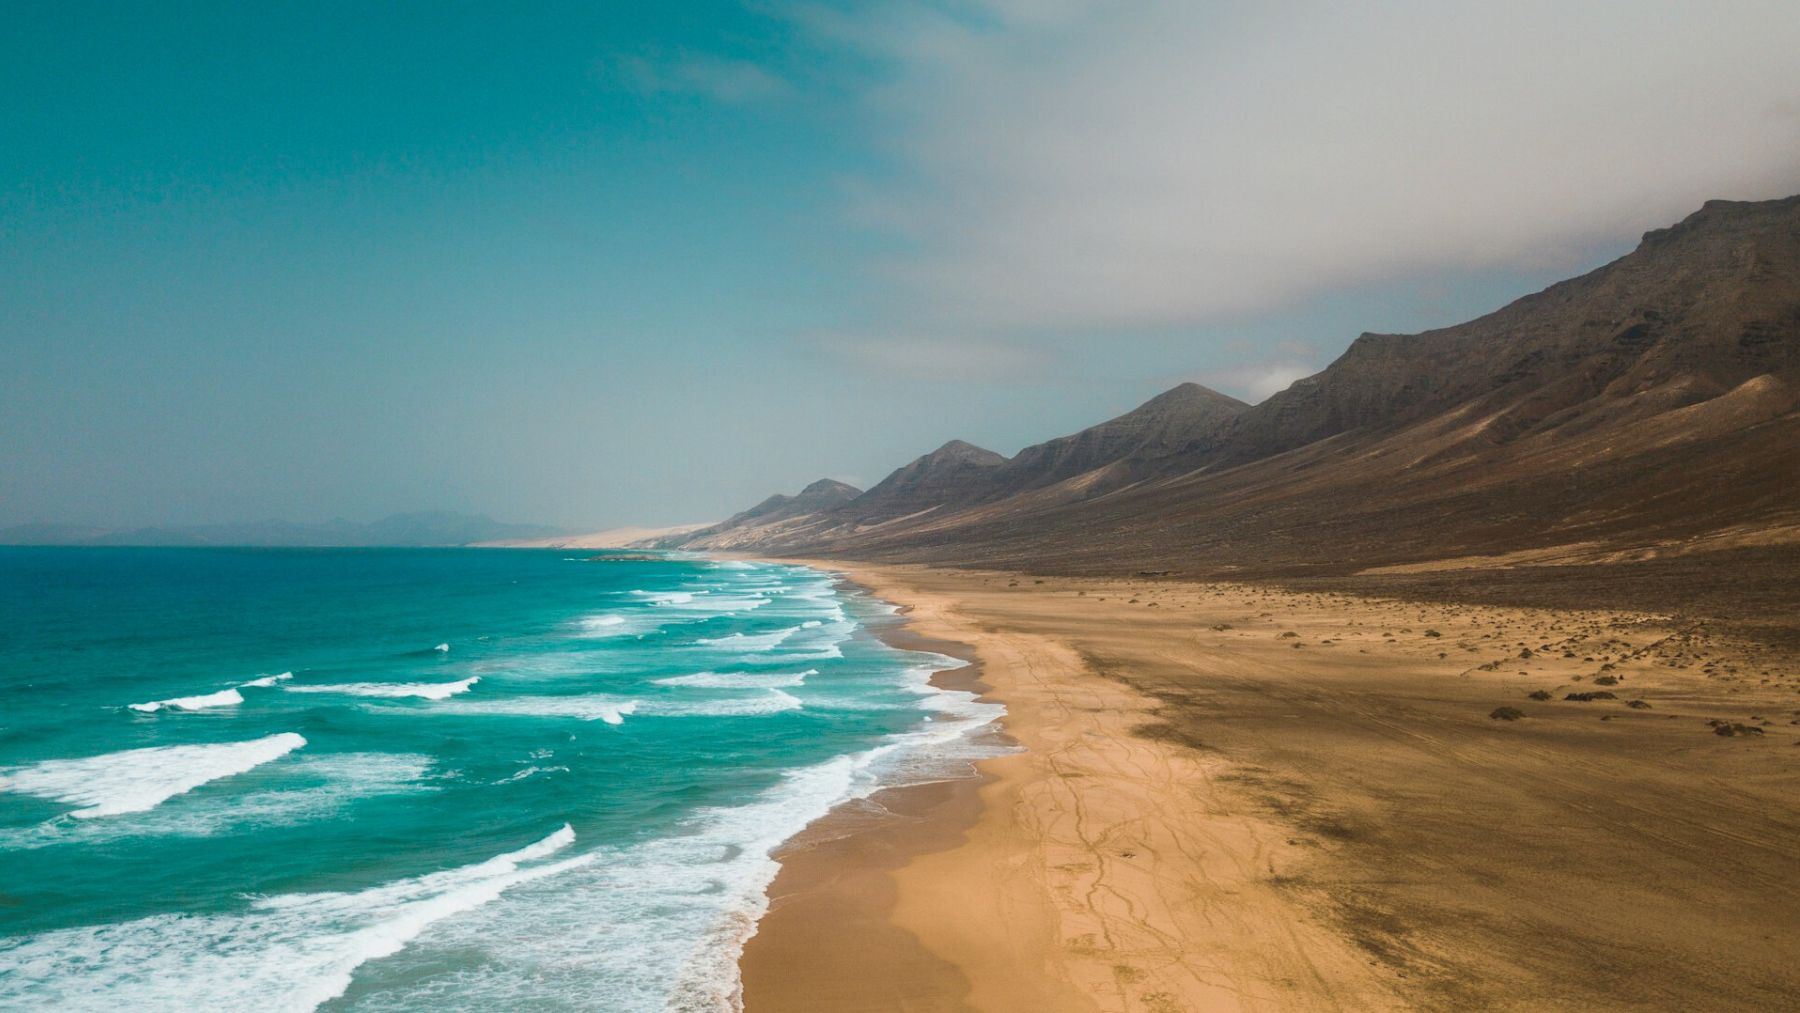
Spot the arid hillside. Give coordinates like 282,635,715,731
669,196,1800,631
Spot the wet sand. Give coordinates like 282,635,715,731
741,563,1800,1011
738,605,993,1011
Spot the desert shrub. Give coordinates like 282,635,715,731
1490,706,1525,721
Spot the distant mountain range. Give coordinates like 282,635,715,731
657,195,1800,578
0,512,566,548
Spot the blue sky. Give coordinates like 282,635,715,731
5,2,1799,530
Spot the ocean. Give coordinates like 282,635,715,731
0,547,1000,1011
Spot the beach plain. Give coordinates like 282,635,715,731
740,562,1800,1012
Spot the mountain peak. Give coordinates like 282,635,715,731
923,440,1008,467
1134,382,1251,415
1640,192,1800,249
795,478,864,503
977,380,1251,499
795,478,863,503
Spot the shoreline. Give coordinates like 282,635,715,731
738,568,1004,1011
738,560,1800,1011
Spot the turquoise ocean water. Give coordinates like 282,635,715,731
0,547,999,1010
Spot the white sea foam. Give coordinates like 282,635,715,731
751,644,845,666
693,627,799,652
434,696,640,724
0,824,588,1012
241,672,294,689
630,590,695,605
642,689,803,718
284,676,479,700
8,565,987,1008
347,756,868,1010
128,688,244,713
428,687,802,724
573,612,662,640
0,733,307,819
433,643,449,653
493,764,569,785
342,646,1006,1010
652,669,816,690
660,592,769,614
788,584,840,604
0,752,436,851
577,587,799,643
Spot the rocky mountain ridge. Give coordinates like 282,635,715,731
663,195,1800,578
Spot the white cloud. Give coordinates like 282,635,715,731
1201,361,1320,403
798,0,1800,332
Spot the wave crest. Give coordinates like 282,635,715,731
0,733,307,819
284,677,479,700
128,688,244,713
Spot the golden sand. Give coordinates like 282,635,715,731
741,564,1800,1011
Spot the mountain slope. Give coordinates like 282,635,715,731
664,478,862,550
1219,196,1800,466
691,195,1800,577
666,385,1250,551
986,382,1248,499
832,440,1009,524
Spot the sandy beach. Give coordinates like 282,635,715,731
741,563,1800,1011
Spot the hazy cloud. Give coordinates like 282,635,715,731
801,0,1800,332
1202,361,1319,403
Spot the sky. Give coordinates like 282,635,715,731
5,1,1799,531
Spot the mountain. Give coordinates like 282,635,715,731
730,479,864,528
0,512,566,548
662,479,862,550
834,441,1009,524
665,387,1247,549
673,195,1800,583
1216,196,1800,467
989,382,1248,498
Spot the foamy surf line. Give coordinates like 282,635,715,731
0,752,437,851
378,700,1006,1012
692,627,801,652
653,669,816,689
129,672,295,712
1,555,997,1012
284,676,479,700
0,733,307,819
128,688,243,713
242,672,294,688
716,560,1010,1002
0,823,585,1011
425,688,805,723
359,558,1006,1009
